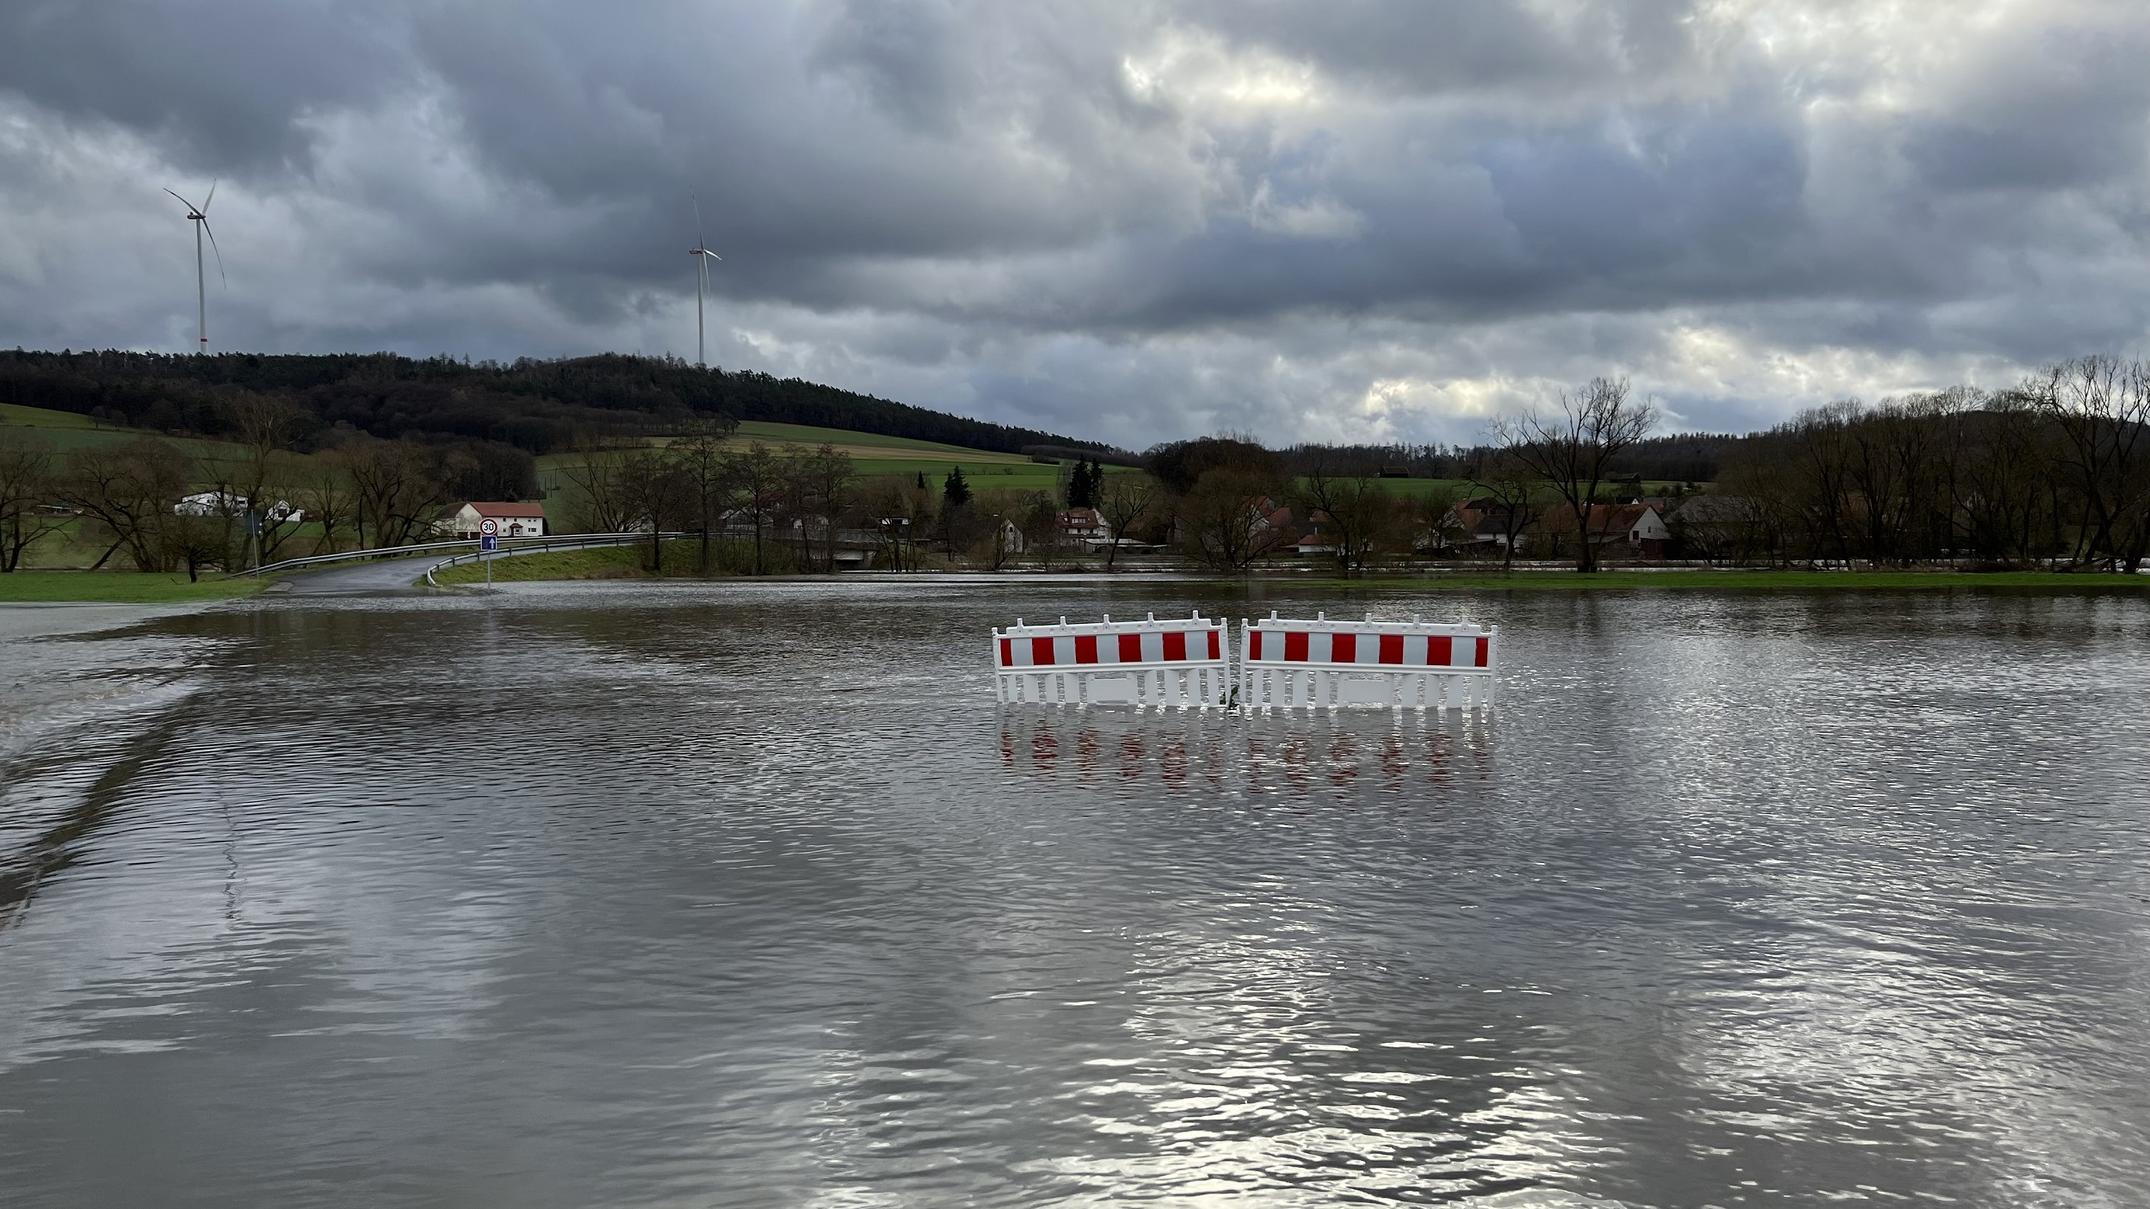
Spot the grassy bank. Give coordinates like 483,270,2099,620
430,540,809,585
1293,569,2150,591
0,571,272,604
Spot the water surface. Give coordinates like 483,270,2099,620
3,581,2148,1207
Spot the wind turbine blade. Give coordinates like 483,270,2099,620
694,197,703,245
700,248,722,261
201,219,227,285
203,180,218,211
165,187,199,211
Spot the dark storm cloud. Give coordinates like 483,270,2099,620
0,0,411,171
2,0,2149,445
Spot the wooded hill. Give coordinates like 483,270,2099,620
0,349,1125,461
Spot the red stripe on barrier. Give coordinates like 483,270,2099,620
1332,633,1355,664
999,637,1013,667
1208,629,1221,660
1379,634,1404,664
1162,631,1188,662
1250,630,1263,660
1075,635,1099,665
1285,631,1309,662
1475,636,1489,668
1031,636,1056,666
1427,635,1451,666
1118,633,1142,663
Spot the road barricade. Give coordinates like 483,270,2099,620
993,612,1231,709
1240,612,1497,712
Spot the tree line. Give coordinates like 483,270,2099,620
1694,356,2149,570
0,396,531,575
0,349,1124,461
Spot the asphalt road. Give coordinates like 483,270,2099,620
275,553,454,595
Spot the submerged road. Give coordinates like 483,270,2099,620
275,554,450,594
276,544,584,595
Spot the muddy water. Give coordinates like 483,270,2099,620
3,580,2148,1207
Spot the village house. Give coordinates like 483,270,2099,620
1055,506,1110,548
1287,508,1340,557
439,501,548,538
1586,503,1671,557
174,491,303,522
1439,498,1532,553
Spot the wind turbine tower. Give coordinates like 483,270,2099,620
690,200,722,368
164,183,225,352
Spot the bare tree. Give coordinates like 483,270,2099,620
1179,468,1292,571
222,391,305,570
1294,451,1391,576
288,452,356,556
1096,474,1158,569
669,423,731,574
1465,451,1541,572
58,438,191,571
967,488,1033,570
616,447,688,572
0,427,65,572
2027,355,2150,571
164,513,228,581
719,442,784,575
803,444,858,573
1492,377,1659,572
559,438,638,534
345,437,462,548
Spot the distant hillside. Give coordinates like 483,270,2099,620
0,349,1126,460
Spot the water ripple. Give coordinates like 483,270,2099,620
1,584,2148,1206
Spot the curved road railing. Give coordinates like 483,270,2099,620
421,532,696,586
248,532,693,580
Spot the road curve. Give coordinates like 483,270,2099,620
275,540,644,594
275,554,453,595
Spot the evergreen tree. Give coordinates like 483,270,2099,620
915,471,927,490
943,465,972,508
1068,458,1101,508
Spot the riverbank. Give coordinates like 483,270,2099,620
0,571,272,604
1292,569,2150,590
429,554,2150,592
430,544,717,585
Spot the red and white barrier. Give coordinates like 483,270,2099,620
1240,612,1498,712
993,612,1231,709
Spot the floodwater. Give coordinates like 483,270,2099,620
3,579,2149,1208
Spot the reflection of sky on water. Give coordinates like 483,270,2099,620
2,582,2148,1206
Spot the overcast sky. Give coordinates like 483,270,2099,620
3,1,2147,448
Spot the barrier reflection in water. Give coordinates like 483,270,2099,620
997,709,1494,794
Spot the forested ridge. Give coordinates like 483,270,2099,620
0,349,1123,459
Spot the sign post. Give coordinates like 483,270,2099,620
479,518,498,588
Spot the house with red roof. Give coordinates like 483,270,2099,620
439,501,548,538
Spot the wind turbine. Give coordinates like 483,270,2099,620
164,183,225,353
689,199,721,367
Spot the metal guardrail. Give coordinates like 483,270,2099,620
423,532,694,586
244,532,687,578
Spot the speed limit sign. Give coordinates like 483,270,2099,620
479,518,498,537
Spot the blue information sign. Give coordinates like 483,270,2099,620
480,534,498,553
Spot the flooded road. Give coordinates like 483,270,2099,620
4,580,2149,1207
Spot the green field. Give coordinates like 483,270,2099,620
729,420,1030,459
0,570,271,604
1291,569,2150,591
0,402,104,430
0,401,253,464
